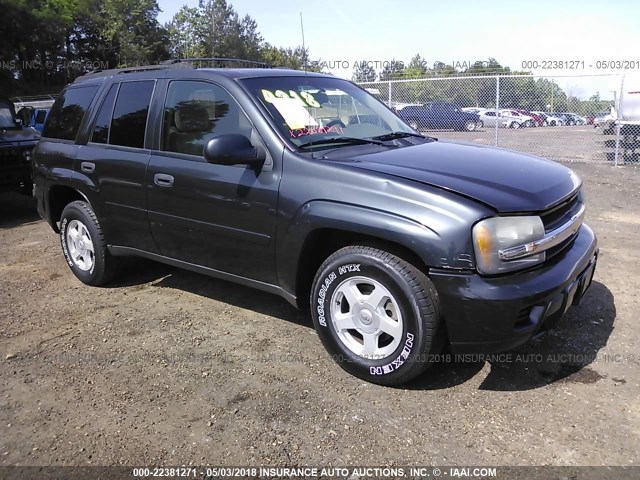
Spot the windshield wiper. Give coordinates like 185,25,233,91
298,136,387,149
371,131,435,141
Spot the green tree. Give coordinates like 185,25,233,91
404,54,428,78
100,0,169,66
352,61,376,82
261,44,319,71
166,6,203,58
379,60,404,81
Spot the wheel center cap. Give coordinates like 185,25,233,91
359,309,373,325
78,240,85,250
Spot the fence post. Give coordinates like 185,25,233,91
388,81,392,106
495,76,500,147
613,73,625,167
614,123,621,166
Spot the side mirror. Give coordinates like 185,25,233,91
203,134,265,166
17,107,33,127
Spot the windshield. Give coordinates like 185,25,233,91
0,102,17,129
240,76,415,149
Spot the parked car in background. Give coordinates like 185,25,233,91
0,97,39,195
557,113,586,126
396,102,481,131
593,111,609,127
499,109,535,127
541,112,564,126
587,112,608,125
477,109,523,128
514,109,544,126
573,114,588,125
16,107,51,132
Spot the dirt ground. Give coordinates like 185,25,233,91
1,161,639,468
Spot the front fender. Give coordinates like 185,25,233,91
276,200,469,297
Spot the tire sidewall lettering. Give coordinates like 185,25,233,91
60,217,74,268
370,332,414,376
316,263,361,328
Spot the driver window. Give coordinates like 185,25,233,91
162,81,252,157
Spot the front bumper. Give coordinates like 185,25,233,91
430,224,598,353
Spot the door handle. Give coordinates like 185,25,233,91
80,162,95,173
154,173,174,187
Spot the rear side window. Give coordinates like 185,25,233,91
42,85,98,140
109,81,154,148
91,84,118,144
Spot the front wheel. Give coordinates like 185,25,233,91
310,246,440,385
510,121,521,129
60,200,120,286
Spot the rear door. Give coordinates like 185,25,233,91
75,80,156,251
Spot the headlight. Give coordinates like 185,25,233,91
472,216,545,274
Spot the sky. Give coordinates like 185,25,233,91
157,0,640,101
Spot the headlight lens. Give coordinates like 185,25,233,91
472,216,545,274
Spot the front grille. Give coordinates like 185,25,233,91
540,191,581,233
0,147,32,167
0,147,25,166
539,191,583,261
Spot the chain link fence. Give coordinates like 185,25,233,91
358,74,638,165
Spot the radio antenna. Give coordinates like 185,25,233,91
300,12,307,75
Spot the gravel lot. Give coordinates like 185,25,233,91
1,156,639,467
426,125,632,164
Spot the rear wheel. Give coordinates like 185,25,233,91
463,119,477,132
310,246,440,385
60,200,120,286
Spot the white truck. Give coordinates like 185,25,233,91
598,74,640,163
599,74,640,133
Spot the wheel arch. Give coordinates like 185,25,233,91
46,185,90,233
278,201,443,309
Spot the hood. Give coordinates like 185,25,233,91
336,140,580,213
0,127,39,146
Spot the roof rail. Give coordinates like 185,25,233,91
162,58,273,68
74,63,195,82
73,57,272,83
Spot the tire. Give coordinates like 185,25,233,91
510,121,521,129
310,246,440,386
477,120,484,128
463,119,477,132
59,200,120,286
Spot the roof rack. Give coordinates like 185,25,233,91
162,57,273,68
10,94,58,108
74,57,272,83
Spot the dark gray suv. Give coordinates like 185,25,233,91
33,63,598,385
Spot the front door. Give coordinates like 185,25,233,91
146,80,280,284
